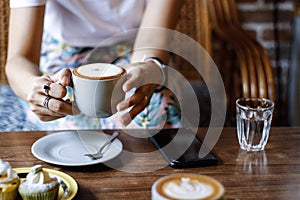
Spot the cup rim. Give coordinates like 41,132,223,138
236,97,275,111
73,63,126,80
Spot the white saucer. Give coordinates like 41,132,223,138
31,130,123,166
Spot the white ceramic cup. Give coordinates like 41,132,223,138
72,63,126,118
151,173,224,200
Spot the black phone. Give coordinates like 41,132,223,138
149,128,218,168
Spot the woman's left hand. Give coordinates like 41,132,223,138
116,62,164,126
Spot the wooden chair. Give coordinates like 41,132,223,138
175,0,276,125
0,0,9,85
220,0,275,101
212,0,276,122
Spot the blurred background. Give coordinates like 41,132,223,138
236,0,298,127
173,0,298,127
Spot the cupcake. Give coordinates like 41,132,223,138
18,165,59,200
0,159,20,200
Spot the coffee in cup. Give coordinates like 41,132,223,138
152,173,224,200
72,63,126,118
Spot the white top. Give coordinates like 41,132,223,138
10,0,146,47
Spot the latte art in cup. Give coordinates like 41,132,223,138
73,63,126,80
152,174,224,200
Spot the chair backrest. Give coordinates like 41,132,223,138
175,0,277,125
173,0,214,82
176,0,212,54
0,0,9,85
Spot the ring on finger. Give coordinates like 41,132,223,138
43,82,51,96
144,96,148,101
42,96,51,109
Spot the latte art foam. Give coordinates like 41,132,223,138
73,63,125,80
163,177,213,199
153,174,224,200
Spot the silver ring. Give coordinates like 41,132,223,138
43,82,51,96
42,96,51,109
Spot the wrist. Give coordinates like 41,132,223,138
141,56,167,91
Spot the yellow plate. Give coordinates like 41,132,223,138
14,167,78,200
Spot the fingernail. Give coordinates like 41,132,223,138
117,103,126,111
121,113,131,126
123,85,129,92
116,104,122,111
62,76,69,85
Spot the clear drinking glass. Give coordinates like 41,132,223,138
236,98,274,151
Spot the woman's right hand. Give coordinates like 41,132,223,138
27,69,79,121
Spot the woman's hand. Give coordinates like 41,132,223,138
117,62,164,126
27,69,79,121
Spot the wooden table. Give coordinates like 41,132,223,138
1,127,299,199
